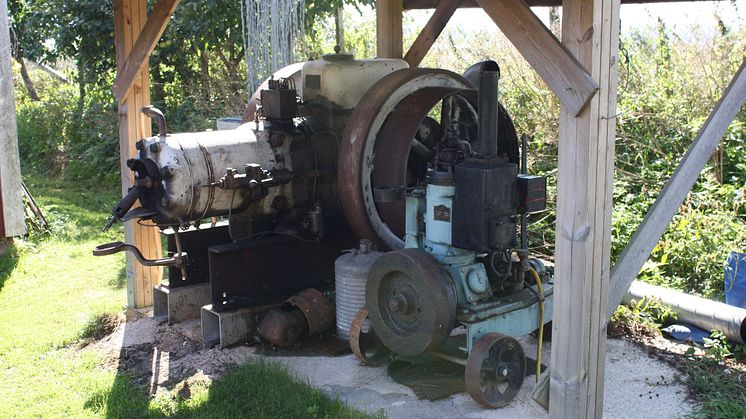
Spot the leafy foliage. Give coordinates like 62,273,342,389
609,296,678,337
702,330,732,362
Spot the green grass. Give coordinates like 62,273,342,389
0,176,368,418
683,359,746,418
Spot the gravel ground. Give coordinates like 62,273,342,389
86,316,695,418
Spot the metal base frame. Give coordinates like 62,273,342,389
153,283,211,324
460,283,554,353
201,304,258,348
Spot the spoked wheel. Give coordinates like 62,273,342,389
349,307,393,366
465,333,526,408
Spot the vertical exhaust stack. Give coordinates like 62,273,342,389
476,61,501,160
453,60,518,253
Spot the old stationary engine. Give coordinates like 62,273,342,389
95,52,553,410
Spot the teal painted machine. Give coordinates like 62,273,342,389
350,61,553,408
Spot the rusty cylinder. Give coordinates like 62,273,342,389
258,288,334,347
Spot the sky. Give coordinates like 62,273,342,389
444,1,745,38
347,1,745,40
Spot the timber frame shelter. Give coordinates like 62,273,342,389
111,0,746,417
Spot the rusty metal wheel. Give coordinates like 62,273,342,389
349,307,393,366
465,333,526,408
366,248,457,357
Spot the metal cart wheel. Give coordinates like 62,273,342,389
349,307,393,366
465,333,526,408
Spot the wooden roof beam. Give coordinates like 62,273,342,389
404,0,462,67
113,0,180,103
405,0,720,8
475,0,598,116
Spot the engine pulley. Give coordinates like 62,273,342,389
366,248,457,357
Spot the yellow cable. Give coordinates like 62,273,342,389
530,267,545,383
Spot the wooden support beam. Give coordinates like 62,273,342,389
607,58,746,319
113,0,179,103
549,0,620,415
404,0,461,67
377,0,404,58
114,0,165,308
403,0,723,8
475,0,599,116
0,0,26,238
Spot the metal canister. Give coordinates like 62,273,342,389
334,239,383,340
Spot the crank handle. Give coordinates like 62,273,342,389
93,241,186,269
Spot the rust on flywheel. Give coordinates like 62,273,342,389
338,68,477,249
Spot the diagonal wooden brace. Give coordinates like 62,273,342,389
404,0,462,67
475,0,599,116
607,58,746,319
113,0,180,103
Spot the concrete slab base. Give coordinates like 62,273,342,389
153,283,211,324
266,337,693,418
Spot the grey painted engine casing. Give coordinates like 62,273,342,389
135,123,297,225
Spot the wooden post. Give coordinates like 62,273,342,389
549,0,620,416
377,0,403,58
607,58,746,319
0,0,26,238
113,0,180,102
114,0,164,308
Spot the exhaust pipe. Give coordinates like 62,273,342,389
623,281,746,344
476,61,500,159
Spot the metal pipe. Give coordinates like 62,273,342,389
520,133,528,250
476,61,500,159
623,280,746,344
142,106,168,137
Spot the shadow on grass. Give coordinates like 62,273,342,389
84,318,370,419
0,242,20,292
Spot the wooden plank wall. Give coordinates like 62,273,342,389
549,0,620,416
114,0,164,308
0,0,27,238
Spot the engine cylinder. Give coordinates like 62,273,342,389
134,124,288,224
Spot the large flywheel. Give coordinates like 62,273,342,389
338,67,519,249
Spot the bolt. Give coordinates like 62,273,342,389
135,140,146,151
161,197,171,207
388,294,408,314
149,142,162,153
